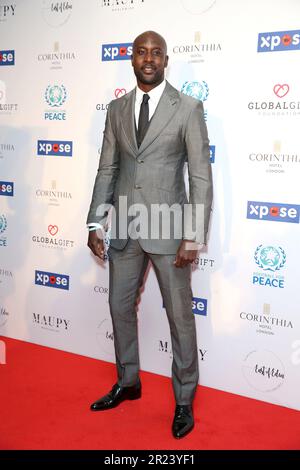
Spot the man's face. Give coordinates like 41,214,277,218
131,34,168,89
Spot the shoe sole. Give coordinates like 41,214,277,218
90,390,142,411
172,423,194,439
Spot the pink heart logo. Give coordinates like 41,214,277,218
114,88,126,99
48,225,58,236
273,84,290,98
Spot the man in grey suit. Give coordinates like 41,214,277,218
87,31,213,439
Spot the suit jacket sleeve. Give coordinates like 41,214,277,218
183,100,213,244
86,103,120,226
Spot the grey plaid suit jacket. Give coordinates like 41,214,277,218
87,81,213,254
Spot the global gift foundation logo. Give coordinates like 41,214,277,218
247,201,300,224
102,43,133,61
114,88,126,98
35,270,70,290
252,245,286,289
37,140,73,157
248,83,300,117
96,88,127,112
44,84,67,120
273,83,289,98
0,81,18,115
32,224,74,251
258,29,300,53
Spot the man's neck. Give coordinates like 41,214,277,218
136,78,165,93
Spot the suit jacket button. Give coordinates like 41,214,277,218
137,160,144,163
134,184,142,189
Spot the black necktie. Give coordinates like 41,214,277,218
137,93,150,147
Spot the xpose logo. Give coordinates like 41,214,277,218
209,145,215,163
37,140,73,157
192,297,207,316
258,30,300,53
247,201,300,224
35,270,69,290
102,43,133,61
0,50,15,66
0,181,14,196
163,296,208,315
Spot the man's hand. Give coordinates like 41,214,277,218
174,240,199,268
87,230,105,259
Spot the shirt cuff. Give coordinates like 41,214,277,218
87,223,105,232
183,240,205,251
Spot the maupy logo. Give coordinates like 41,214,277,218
273,84,289,98
247,201,300,224
258,30,300,53
0,181,14,196
35,270,69,290
114,88,126,98
48,224,58,236
37,140,72,157
102,43,133,61
0,50,15,66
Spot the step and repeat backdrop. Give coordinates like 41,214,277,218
1,0,300,411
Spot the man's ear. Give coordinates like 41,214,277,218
165,55,169,67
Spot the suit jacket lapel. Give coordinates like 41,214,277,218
120,89,138,155
138,81,180,155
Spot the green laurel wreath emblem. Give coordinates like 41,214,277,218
0,215,7,234
254,245,286,272
45,85,67,107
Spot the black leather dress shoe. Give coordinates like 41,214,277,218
172,405,194,439
90,381,141,411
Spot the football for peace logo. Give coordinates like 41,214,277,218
44,84,67,120
45,85,67,107
181,81,209,101
254,245,286,272
253,245,286,289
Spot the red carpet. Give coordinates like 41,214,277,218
0,336,299,450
